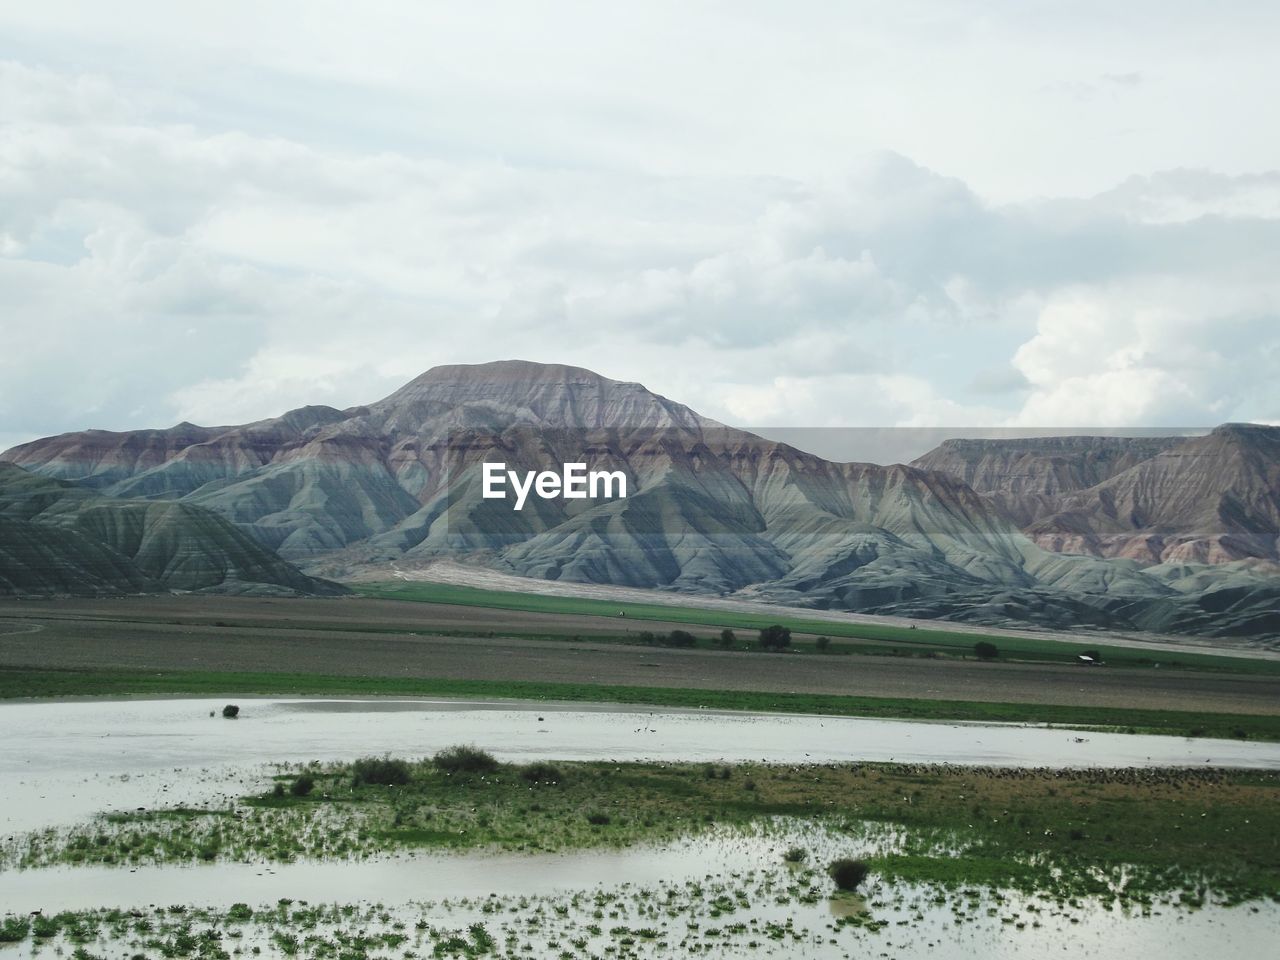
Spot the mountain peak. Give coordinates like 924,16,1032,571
370,359,712,432
410,359,618,386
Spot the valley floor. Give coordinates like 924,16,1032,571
2,595,1279,740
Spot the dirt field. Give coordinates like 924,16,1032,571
2,596,1279,716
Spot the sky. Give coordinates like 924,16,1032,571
2,1,1279,453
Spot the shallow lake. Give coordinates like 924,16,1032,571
3,696,1279,834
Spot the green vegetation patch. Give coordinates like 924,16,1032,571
10,758,1280,907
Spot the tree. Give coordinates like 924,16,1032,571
717,628,736,649
815,636,831,653
759,624,791,650
973,640,999,660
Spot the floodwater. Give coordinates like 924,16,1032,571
4,696,1280,834
1,821,1276,960
2,697,1279,958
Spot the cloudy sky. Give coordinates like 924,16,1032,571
2,1,1279,452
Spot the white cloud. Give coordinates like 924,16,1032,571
1,46,1279,444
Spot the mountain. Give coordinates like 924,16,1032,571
913,426,1280,565
911,436,1183,526
4,361,1278,640
0,463,342,596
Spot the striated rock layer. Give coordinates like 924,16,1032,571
913,426,1280,566
4,361,1277,639
0,463,343,596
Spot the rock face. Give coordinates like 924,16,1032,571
0,463,343,596
4,361,1278,639
913,426,1280,565
912,436,1183,526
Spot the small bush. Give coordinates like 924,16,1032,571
586,812,612,826
0,916,30,943
520,763,563,784
221,704,240,719
717,628,736,649
783,846,808,863
828,858,871,891
227,903,253,922
32,915,59,939
973,641,999,660
433,745,499,774
271,782,285,798
815,636,831,652
637,630,656,644
352,756,412,786
664,629,697,648
290,774,315,797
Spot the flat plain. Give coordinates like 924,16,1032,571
2,594,1278,720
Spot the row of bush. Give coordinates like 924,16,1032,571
314,747,565,789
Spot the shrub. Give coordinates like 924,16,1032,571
221,704,240,719
815,636,831,652
717,628,736,649
828,858,871,891
227,903,254,921
433,745,499,775
586,812,612,826
664,629,697,648
973,641,999,660
0,916,30,943
783,846,808,863
637,630,656,644
352,756,412,786
520,763,563,784
758,624,791,650
272,782,286,798
290,774,315,797
32,915,58,939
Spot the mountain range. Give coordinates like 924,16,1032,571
2,360,1277,641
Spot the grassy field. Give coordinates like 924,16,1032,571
4,664,1278,741
354,581,1280,676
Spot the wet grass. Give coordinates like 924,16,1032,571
3,664,1278,741
9,759,1279,906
